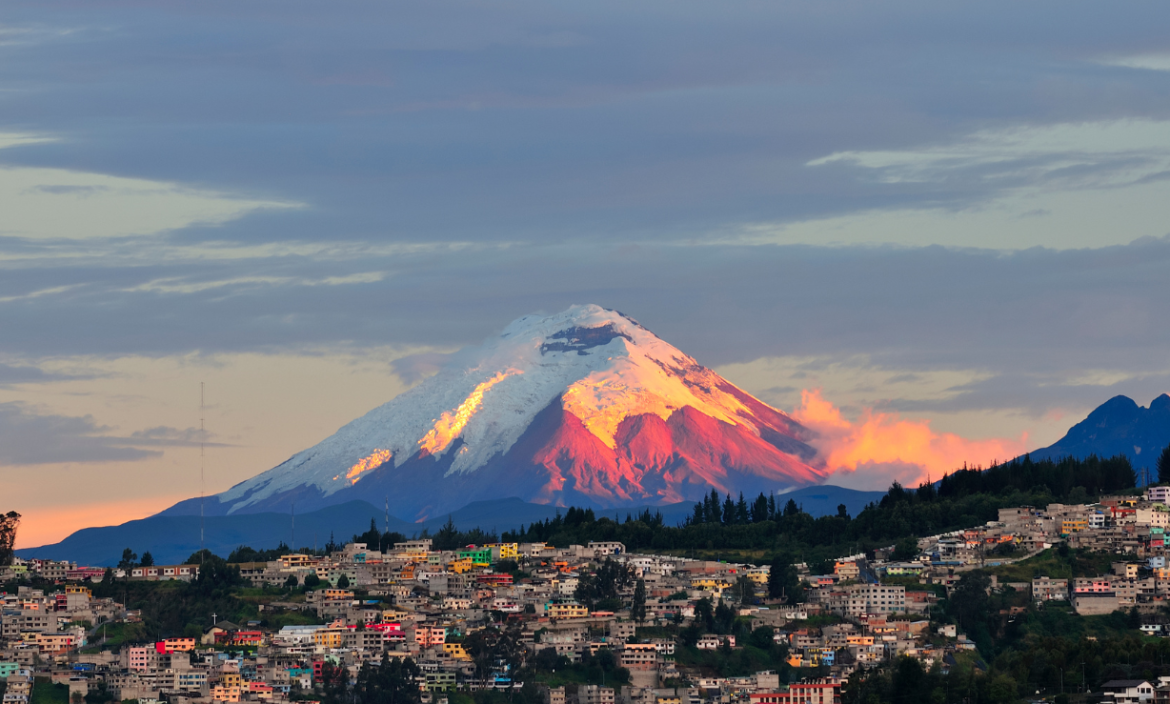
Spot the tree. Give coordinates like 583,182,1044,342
748,625,775,649
192,555,243,597
463,626,524,685
336,574,351,589
948,571,990,634
1159,444,1170,485
284,574,299,588
736,574,755,605
304,573,321,588
118,548,138,570
694,597,714,631
751,494,769,523
722,494,736,525
767,554,801,603
575,558,633,609
0,512,19,566
631,579,647,623
184,549,215,565
892,536,919,562
354,519,382,551
139,551,154,567
353,654,421,704
735,493,750,524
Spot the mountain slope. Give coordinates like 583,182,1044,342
20,486,884,565
162,305,825,520
1028,393,1170,480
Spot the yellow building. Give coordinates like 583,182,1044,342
442,642,470,660
690,578,731,593
547,602,589,619
485,543,519,560
448,558,475,574
279,554,314,568
313,628,346,649
745,567,770,585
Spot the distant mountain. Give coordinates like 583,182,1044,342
17,486,883,566
161,305,825,522
1028,394,1170,482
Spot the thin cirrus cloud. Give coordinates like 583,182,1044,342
0,134,301,241
0,402,226,465
737,120,1170,250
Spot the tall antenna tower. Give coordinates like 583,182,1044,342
200,382,205,564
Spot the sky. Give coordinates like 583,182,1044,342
3,0,1170,548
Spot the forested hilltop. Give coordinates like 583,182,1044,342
502,454,1136,563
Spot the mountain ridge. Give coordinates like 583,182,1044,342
19,487,883,566
1027,393,1170,481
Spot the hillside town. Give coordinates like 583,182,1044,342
9,485,1170,704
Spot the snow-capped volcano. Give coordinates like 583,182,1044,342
170,305,826,520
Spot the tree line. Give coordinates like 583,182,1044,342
503,454,1136,564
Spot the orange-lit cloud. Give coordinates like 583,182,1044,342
13,495,186,551
792,389,1028,490
418,369,523,455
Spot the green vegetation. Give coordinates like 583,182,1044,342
984,545,1116,582
574,558,634,611
89,553,321,644
30,680,68,704
0,511,19,566
523,649,631,687
504,455,1134,564
845,539,1164,704
85,621,152,651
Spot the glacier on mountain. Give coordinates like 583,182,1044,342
198,305,824,517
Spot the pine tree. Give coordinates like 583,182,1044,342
722,494,736,525
631,579,646,622
735,493,750,524
691,502,705,525
751,493,769,523
1159,444,1170,485
767,554,787,600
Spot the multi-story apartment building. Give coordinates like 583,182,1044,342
1031,577,1069,601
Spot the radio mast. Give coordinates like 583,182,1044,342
200,382,205,564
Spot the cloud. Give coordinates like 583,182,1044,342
2,2,1170,250
0,157,301,242
0,402,223,464
0,362,86,387
391,351,458,385
1101,54,1170,72
792,389,1028,491
736,120,1170,249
